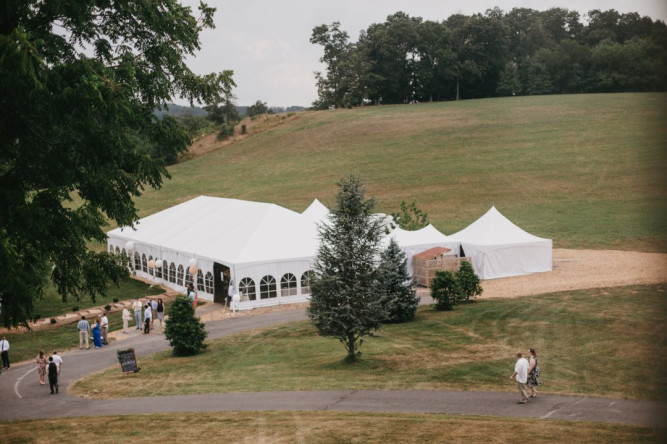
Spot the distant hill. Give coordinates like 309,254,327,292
135,93,666,253
156,103,306,120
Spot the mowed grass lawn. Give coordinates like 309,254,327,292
0,412,663,444
129,93,666,252
71,284,667,401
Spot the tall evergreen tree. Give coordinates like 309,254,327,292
307,175,384,361
377,238,419,323
164,295,208,356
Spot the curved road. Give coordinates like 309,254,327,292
0,308,665,426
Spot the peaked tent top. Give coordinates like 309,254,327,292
302,198,330,224
108,196,319,265
384,224,454,247
449,206,550,246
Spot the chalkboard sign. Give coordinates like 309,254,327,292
117,348,139,373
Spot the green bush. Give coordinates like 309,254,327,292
455,260,483,302
164,295,208,356
216,123,235,140
430,270,461,311
71,306,79,312
50,318,57,324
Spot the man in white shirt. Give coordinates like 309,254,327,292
100,313,109,345
143,304,152,334
509,351,530,404
133,299,143,330
51,350,63,374
0,336,10,369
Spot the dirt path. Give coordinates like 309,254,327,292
480,249,667,299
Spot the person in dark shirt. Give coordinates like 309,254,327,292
47,356,58,394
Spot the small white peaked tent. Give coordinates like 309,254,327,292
449,206,552,280
302,198,330,224
383,224,460,276
107,196,319,309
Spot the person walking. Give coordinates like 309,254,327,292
47,356,58,394
156,298,164,328
509,351,530,404
100,312,109,345
77,316,90,350
51,350,63,375
0,336,9,369
122,307,131,334
143,304,152,334
133,298,143,330
527,348,541,398
36,350,48,385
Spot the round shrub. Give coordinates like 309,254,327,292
430,270,461,311
164,295,208,356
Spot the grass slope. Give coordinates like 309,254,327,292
72,284,667,401
132,93,666,252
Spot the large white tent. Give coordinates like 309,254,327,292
449,206,552,279
107,196,319,309
382,224,460,276
302,198,330,224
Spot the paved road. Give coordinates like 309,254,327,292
0,307,665,427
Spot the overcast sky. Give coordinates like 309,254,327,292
179,0,667,108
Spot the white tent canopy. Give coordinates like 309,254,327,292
382,224,460,276
302,198,330,224
449,206,552,279
107,196,319,308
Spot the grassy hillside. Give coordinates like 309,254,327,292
133,93,666,252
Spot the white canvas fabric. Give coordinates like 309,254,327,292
302,198,330,224
382,224,460,276
449,206,552,279
107,196,319,307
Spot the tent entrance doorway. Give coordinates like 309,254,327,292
213,263,230,304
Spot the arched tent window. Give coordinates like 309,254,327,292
169,263,176,283
115,247,120,255
109,245,114,253
280,273,297,296
134,252,141,270
141,254,148,272
177,265,184,286
196,269,204,292
240,278,256,301
260,275,277,299
148,256,154,276
185,268,193,287
301,271,313,294
155,259,162,278
204,272,214,293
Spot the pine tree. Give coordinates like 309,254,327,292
430,270,462,311
456,260,483,302
307,175,384,361
164,295,208,356
377,238,419,323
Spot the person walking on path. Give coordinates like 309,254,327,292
47,356,58,394
143,304,152,334
133,298,143,330
51,350,62,375
527,348,541,398
155,298,164,328
36,350,48,385
77,316,90,350
509,351,530,404
100,312,109,345
122,307,131,334
0,335,9,369
92,319,103,348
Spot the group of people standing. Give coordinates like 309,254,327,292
76,313,108,349
131,297,164,334
509,348,541,404
35,350,62,394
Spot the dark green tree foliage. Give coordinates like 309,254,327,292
164,295,208,356
246,100,272,118
0,1,232,328
430,270,461,311
455,260,483,303
390,200,429,231
308,175,384,361
311,8,667,107
376,238,419,323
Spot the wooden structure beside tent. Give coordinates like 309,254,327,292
412,246,470,287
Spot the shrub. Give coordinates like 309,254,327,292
33,314,41,321
113,298,119,303
72,306,79,312
241,124,246,134
216,123,235,140
104,304,112,311
456,260,483,302
50,318,57,324
430,270,461,311
164,295,208,356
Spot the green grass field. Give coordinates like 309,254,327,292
71,284,667,401
127,93,666,252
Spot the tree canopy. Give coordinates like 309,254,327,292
0,0,233,328
311,8,667,107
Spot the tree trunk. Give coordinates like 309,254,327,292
347,334,356,360
456,79,460,101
